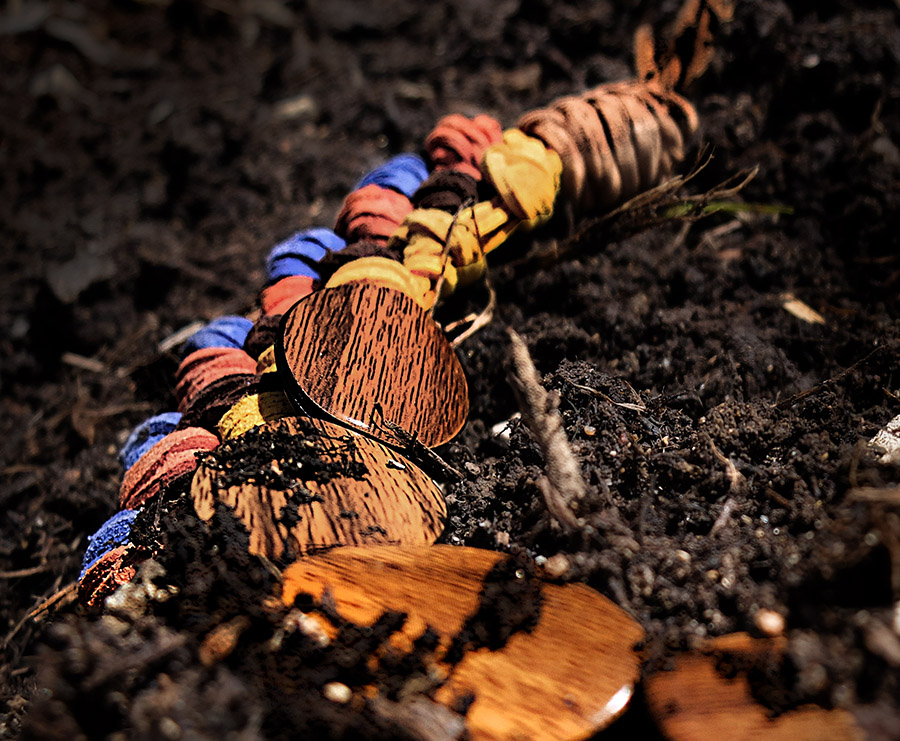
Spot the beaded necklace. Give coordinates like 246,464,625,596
76,4,732,738
79,75,697,596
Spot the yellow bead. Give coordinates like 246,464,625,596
255,345,278,374
325,256,434,309
218,392,295,439
481,129,562,227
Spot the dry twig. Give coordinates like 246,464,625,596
450,278,496,349
430,198,475,317
705,433,746,536
1,581,77,649
775,346,886,409
505,329,586,531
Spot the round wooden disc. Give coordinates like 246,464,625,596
282,545,645,740
645,632,864,740
190,417,446,560
276,283,468,449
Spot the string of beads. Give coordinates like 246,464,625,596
77,75,700,606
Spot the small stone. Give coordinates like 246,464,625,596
159,717,181,739
30,63,85,107
543,553,570,578
274,94,319,121
324,682,352,704
754,609,785,637
284,610,331,647
490,413,520,444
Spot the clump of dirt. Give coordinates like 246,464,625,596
199,420,367,490
444,555,544,663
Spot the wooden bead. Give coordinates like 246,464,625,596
119,427,219,509
190,417,446,560
277,282,468,449
644,632,864,740
175,347,258,412
281,545,645,741
78,545,144,611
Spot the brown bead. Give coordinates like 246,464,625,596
243,314,283,361
411,170,480,213
645,632,865,740
176,373,263,432
190,416,446,560
518,80,698,213
77,545,145,611
281,545,645,741
277,282,467,449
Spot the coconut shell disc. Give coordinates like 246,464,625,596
645,632,864,740
276,282,468,449
281,545,645,740
190,417,446,560
78,545,146,611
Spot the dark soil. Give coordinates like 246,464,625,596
2,0,899,738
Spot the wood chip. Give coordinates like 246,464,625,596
62,352,108,374
781,293,826,325
159,321,205,354
869,413,900,465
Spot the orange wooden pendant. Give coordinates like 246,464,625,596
190,417,446,560
644,632,864,741
282,545,645,740
276,282,468,449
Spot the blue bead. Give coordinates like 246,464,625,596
119,412,182,470
268,257,321,282
79,508,141,580
265,227,347,284
355,154,429,198
182,316,254,358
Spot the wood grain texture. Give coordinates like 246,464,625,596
276,283,468,449
282,545,645,741
191,417,446,560
645,632,864,741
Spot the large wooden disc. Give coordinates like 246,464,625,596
190,417,446,559
276,283,468,449
645,632,864,740
282,545,645,740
